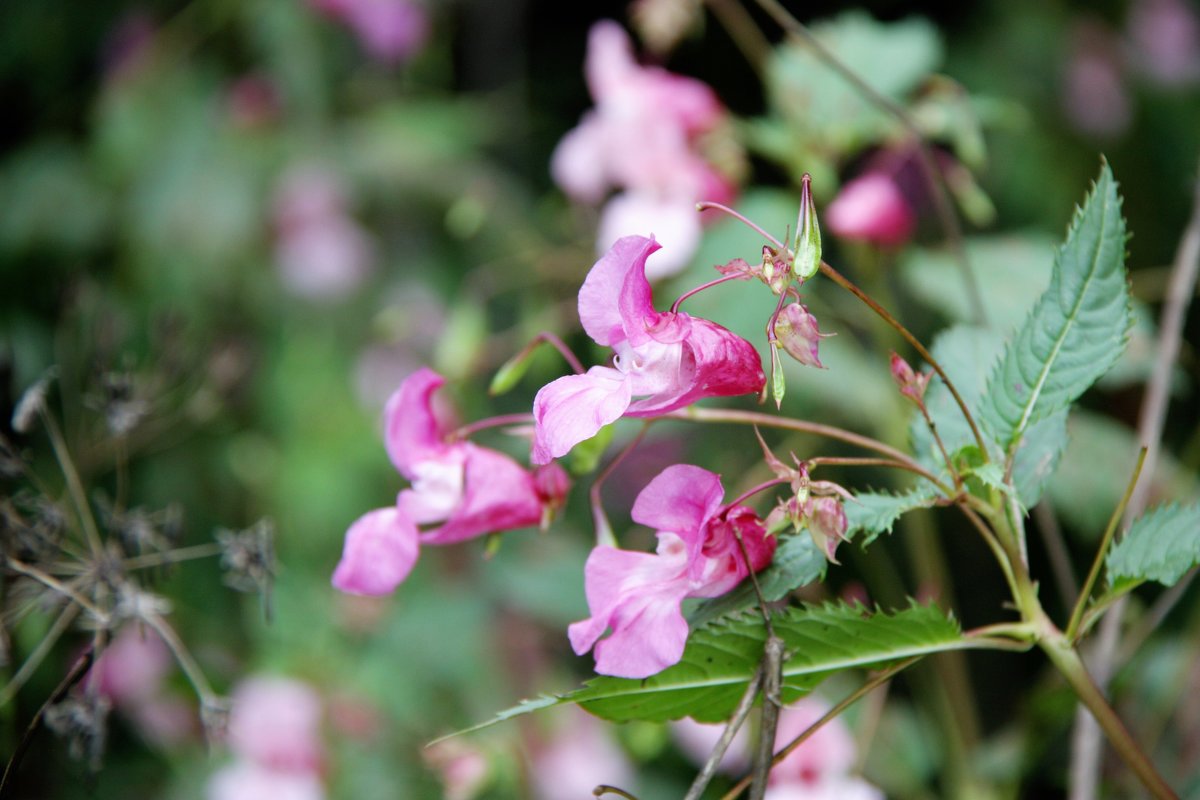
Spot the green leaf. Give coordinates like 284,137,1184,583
982,164,1130,453
462,603,963,732
567,424,615,475
846,488,939,547
915,325,1068,507
1107,503,1200,587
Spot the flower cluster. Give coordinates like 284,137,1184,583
552,21,739,279
332,368,567,596
568,464,777,678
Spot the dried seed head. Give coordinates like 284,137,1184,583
12,370,56,434
45,692,112,771
217,518,275,595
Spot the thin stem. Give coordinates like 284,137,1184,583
957,504,1020,603
696,202,786,249
594,787,641,800
531,331,587,375
5,558,109,624
666,407,950,495
683,668,765,800
1066,448,1148,642
139,612,218,707
819,261,989,455
703,0,771,77
1040,626,1179,799
589,423,653,548
723,477,789,511
39,408,103,557
449,413,535,441
671,274,747,314
0,640,97,794
122,542,223,571
749,0,987,326
0,603,80,708
919,403,961,489
720,657,920,800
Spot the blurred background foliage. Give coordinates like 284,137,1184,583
2,0,1199,798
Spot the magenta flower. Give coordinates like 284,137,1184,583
825,172,916,247
333,368,564,595
568,465,777,678
532,236,764,465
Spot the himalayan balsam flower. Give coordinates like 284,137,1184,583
532,235,764,465
309,0,429,64
334,369,565,595
568,464,776,678
552,21,737,279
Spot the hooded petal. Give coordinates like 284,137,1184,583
332,507,419,595
383,368,449,477
689,506,775,597
578,235,661,346
568,542,692,678
630,464,725,544
422,444,542,545
532,367,631,464
625,317,764,416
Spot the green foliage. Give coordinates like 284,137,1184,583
567,424,616,475
846,488,940,547
1048,411,1199,537
982,164,1131,453
916,325,1068,507
463,603,962,731
1106,503,1200,588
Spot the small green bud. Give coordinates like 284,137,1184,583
793,173,822,281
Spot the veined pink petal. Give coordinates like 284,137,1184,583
422,444,542,544
625,317,764,416
332,507,420,595
531,367,631,464
578,235,660,346
690,506,774,597
383,368,448,476
630,464,725,546
567,543,692,678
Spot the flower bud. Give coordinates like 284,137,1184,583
805,497,848,563
793,173,822,281
533,462,572,529
890,352,931,405
773,303,829,369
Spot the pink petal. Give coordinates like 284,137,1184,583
550,114,611,204
227,676,324,772
422,444,542,544
383,368,448,476
531,367,631,464
625,317,764,416
578,235,660,346
584,20,637,101
332,507,419,595
630,464,725,544
567,544,692,678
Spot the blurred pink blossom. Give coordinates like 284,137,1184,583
424,739,490,800
207,761,325,800
825,173,916,247
1062,21,1132,138
227,677,324,773
1127,0,1200,86
309,0,429,64
530,708,636,800
552,21,737,279
272,166,374,299
91,624,195,746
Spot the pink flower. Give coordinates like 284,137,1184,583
207,761,325,800
532,236,764,465
227,677,324,773
530,708,637,800
568,464,776,678
551,21,738,279
825,173,916,247
334,369,564,595
309,0,429,64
